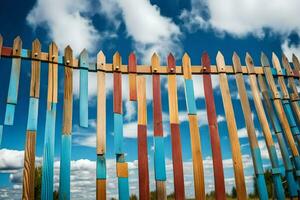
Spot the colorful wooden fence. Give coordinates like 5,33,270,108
1,36,300,199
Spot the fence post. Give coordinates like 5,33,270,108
128,52,137,101
282,54,300,125
246,53,299,196
201,52,226,199
260,53,300,158
4,36,22,125
96,51,106,200
216,52,247,199
79,49,89,127
42,42,58,200
151,53,167,200
167,53,185,199
59,46,74,200
182,53,205,199
232,52,270,199
113,52,130,200
137,75,150,199
22,38,41,199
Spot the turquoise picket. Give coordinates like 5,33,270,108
79,50,89,128
59,134,71,200
41,103,57,200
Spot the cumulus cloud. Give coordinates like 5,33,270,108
180,0,300,59
97,0,182,63
27,0,100,55
1,148,258,198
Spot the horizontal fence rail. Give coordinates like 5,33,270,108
1,36,300,200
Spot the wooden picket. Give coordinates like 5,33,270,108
232,53,269,200
2,36,300,199
151,53,167,200
202,52,226,200
22,39,41,199
42,42,58,200
246,54,300,196
167,53,185,199
96,51,106,200
216,52,247,199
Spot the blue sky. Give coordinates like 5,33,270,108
0,0,300,199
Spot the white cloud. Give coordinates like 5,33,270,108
98,0,182,63
27,0,100,55
180,0,300,59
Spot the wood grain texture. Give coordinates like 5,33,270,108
257,74,299,157
47,42,58,110
12,36,22,57
152,54,164,136
170,123,185,199
116,162,128,177
182,53,205,199
167,75,179,124
113,52,122,114
30,39,41,98
216,52,247,199
22,131,36,200
292,54,300,71
138,125,150,200
137,76,147,125
96,179,106,200
188,115,205,200
272,53,289,99
167,53,176,74
156,181,167,200
233,53,260,148
202,52,226,200
182,53,192,79
97,51,106,154
62,46,73,134
128,52,137,101
261,53,281,100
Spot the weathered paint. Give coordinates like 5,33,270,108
42,103,57,200
202,52,226,200
252,147,268,200
118,177,129,200
154,137,166,181
26,98,39,131
4,103,15,125
184,79,197,115
59,134,71,200
97,155,106,179
79,49,89,127
114,113,123,154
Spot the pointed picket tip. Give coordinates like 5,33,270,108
65,45,73,53
168,52,175,61
97,50,105,59
260,52,270,67
80,48,88,57
49,42,58,50
32,38,41,46
245,52,254,65
32,39,41,58
14,36,22,43
97,51,106,70
271,52,280,68
151,52,159,63
182,52,190,62
216,51,225,66
129,52,136,60
113,51,120,58
232,52,240,63
167,53,176,72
